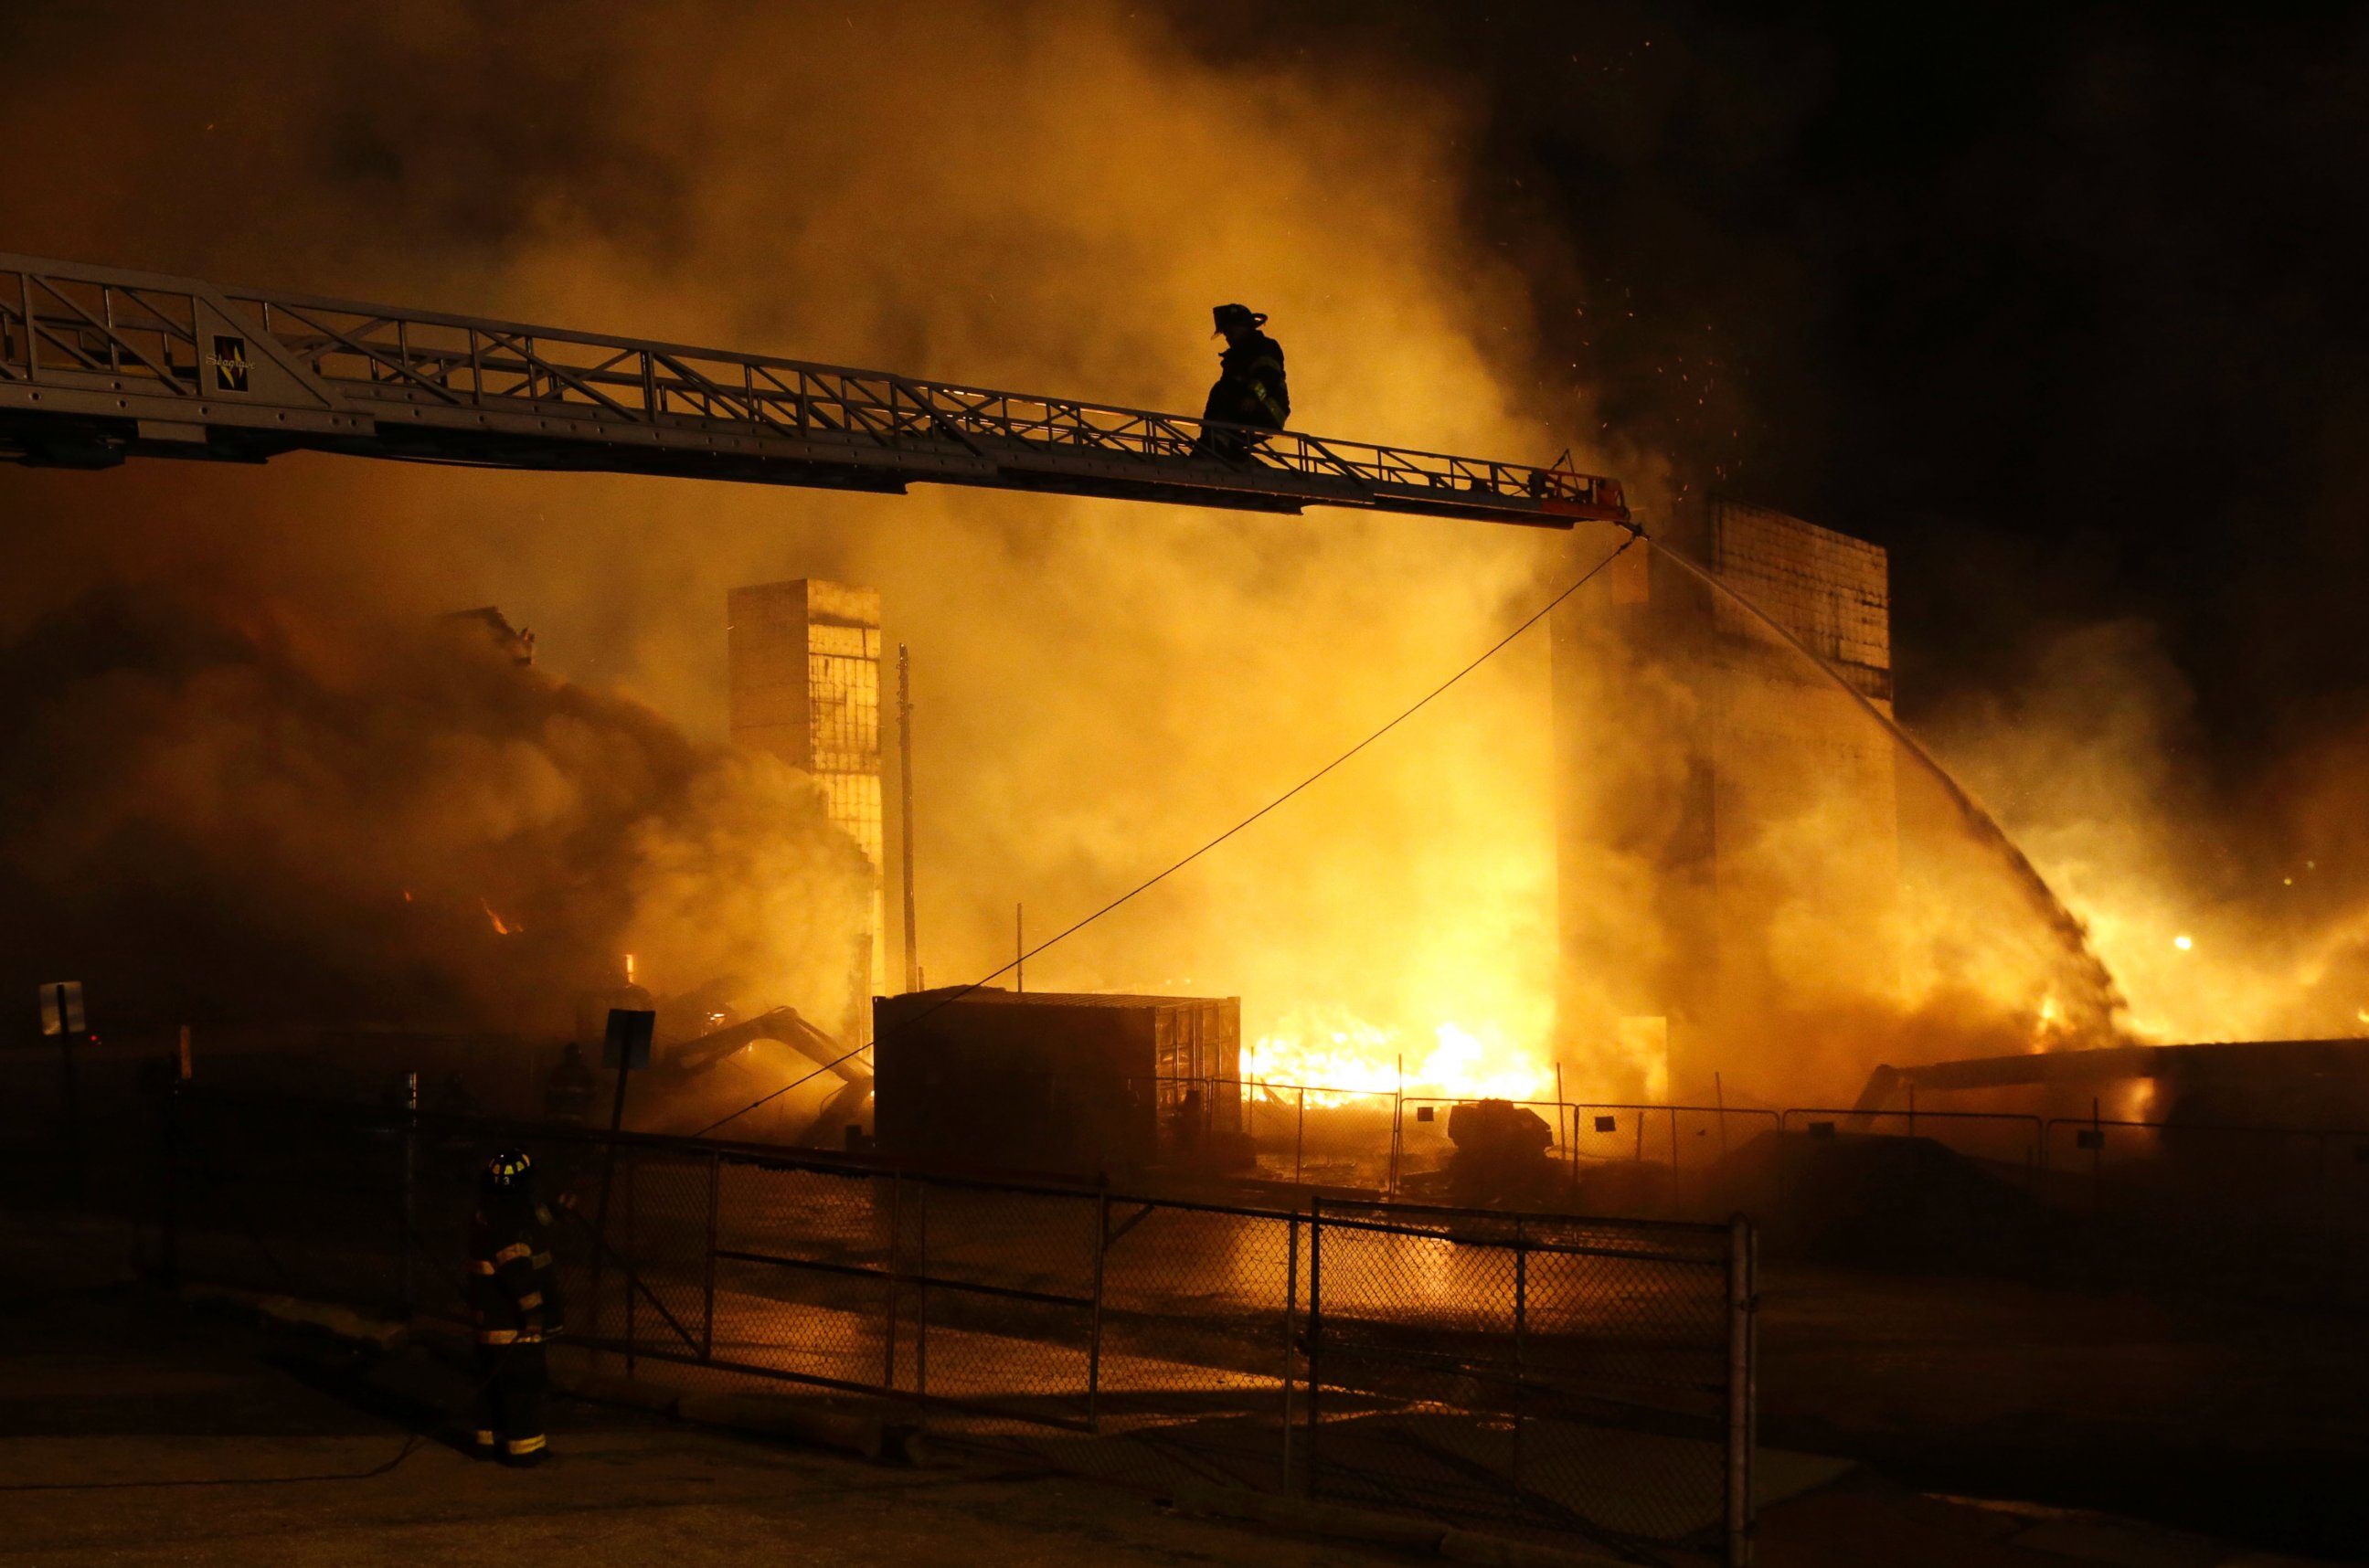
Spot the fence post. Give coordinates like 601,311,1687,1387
1280,1212,1300,1492
399,1070,419,1315
1295,1088,1306,1187
1512,1215,1527,1499
1669,1107,1682,1214
1305,1194,1325,1498
884,1174,902,1393
2090,1097,2104,1214
703,1149,719,1362
1726,1213,1757,1567
623,1156,637,1378
157,1080,182,1289
915,1181,930,1407
1088,1174,1109,1433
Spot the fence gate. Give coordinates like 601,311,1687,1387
1306,1197,1753,1566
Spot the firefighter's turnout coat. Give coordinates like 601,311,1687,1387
469,1191,565,1461
1205,331,1291,431
470,1194,565,1346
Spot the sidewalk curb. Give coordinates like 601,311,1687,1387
176,1283,409,1351
556,1370,930,1466
1163,1480,1631,1567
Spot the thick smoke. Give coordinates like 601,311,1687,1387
0,2,2156,1110
1931,620,2369,1046
0,584,871,1033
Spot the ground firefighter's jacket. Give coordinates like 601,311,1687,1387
470,1195,566,1346
1206,332,1290,429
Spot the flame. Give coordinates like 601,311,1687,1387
1245,1008,1549,1107
478,895,515,936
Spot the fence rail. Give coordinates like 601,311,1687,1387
145,1086,1756,1564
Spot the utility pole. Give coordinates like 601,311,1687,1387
898,644,919,994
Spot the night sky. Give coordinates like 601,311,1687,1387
1193,3,2369,800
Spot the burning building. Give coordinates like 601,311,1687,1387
1554,499,1898,1104
728,578,886,1037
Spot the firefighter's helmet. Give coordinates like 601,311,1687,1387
1212,302,1268,334
482,1148,534,1192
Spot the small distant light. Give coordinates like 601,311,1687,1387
2173,935,2193,950
2284,878,2294,886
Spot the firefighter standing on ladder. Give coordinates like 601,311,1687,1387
470,1149,565,1465
1192,303,1290,461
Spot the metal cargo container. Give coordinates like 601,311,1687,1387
872,988,1240,1175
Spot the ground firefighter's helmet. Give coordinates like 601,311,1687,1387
481,1148,534,1193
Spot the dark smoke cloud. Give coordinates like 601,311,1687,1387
1,0,2323,1091
1183,2,2369,767
0,585,871,1034
1178,2,2369,1040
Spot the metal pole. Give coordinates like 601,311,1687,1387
56,983,83,1194
1387,1095,1400,1199
915,1181,930,1405
703,1149,719,1362
1512,1216,1527,1499
1556,1065,1571,1191
400,1070,420,1314
588,1055,633,1351
158,1078,181,1289
623,1156,637,1377
1305,1194,1323,1499
1670,1106,1682,1213
2090,1096,2103,1214
1280,1213,1299,1492
883,1175,902,1393
898,644,920,994
1726,1213,1757,1567
1294,1087,1306,1187
1015,904,1024,993
1088,1175,1109,1433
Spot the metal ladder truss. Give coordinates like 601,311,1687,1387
0,251,1626,531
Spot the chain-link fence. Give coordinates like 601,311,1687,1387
147,1086,1758,1564
1308,1198,1748,1563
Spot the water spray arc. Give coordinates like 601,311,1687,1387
1645,538,2128,1044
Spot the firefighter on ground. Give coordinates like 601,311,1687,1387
470,1148,565,1466
1192,303,1289,461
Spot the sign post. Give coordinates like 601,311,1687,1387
39,982,86,1192
588,1008,654,1354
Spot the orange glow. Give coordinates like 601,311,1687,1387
1246,1009,1549,1107
478,896,515,936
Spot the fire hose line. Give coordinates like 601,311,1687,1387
0,1359,526,1492
694,525,1644,1139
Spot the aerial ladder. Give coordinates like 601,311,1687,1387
0,251,1631,532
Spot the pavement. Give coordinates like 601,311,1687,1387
0,1210,2351,1568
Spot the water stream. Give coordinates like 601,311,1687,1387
1644,536,2129,1044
